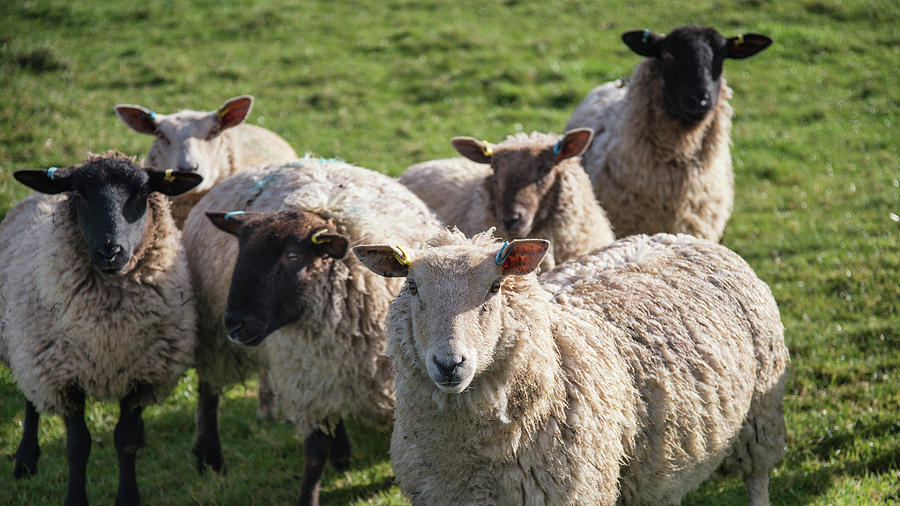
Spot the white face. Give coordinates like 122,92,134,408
406,246,507,393
146,110,223,192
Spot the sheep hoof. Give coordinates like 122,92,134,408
192,438,227,475
13,446,39,479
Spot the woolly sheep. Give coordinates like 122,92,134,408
565,26,772,241
354,230,788,505
399,129,614,270
182,156,443,505
116,95,298,228
1,153,201,505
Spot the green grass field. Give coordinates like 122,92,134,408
1,0,898,504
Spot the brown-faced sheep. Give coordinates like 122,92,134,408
0,153,201,505
566,26,772,241
182,156,443,505
399,129,614,270
355,230,787,505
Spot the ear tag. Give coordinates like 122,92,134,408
224,210,245,221
310,228,330,244
142,110,157,120
494,241,513,265
163,169,176,182
216,106,230,119
641,29,651,44
481,141,493,157
47,167,58,180
552,139,563,155
735,34,744,46
392,245,412,266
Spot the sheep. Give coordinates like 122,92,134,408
565,26,772,241
354,229,788,505
115,95,298,228
182,156,443,505
0,152,201,506
399,129,614,270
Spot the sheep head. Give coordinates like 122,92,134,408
206,209,349,347
451,129,593,238
14,153,201,274
622,26,771,124
355,235,548,393
115,95,253,192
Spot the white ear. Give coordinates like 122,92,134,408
353,245,410,278
216,95,253,130
115,104,157,134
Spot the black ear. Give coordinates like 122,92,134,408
553,128,594,161
310,229,350,259
451,137,493,164
13,167,74,194
115,105,158,134
622,29,664,58
725,34,772,59
146,169,203,196
206,211,250,236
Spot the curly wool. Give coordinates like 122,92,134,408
400,131,615,270
183,156,443,434
0,192,196,415
387,231,787,505
566,60,734,241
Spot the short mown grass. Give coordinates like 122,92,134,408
1,0,898,504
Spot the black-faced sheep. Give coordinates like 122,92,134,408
182,157,443,505
115,95,298,228
566,26,772,241
355,230,788,505
0,152,201,505
399,129,614,270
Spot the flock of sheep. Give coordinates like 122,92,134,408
0,25,787,506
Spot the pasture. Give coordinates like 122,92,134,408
1,0,897,504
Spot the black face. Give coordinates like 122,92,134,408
14,155,201,274
207,210,349,347
622,26,772,125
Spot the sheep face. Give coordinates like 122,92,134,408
622,26,771,124
354,238,549,394
206,209,349,347
14,154,201,274
115,96,253,192
451,129,593,237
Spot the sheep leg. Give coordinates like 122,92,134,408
63,388,90,506
256,369,277,420
328,419,351,472
114,391,146,506
296,428,334,506
13,399,41,478
192,380,226,474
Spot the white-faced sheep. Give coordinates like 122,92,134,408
399,129,614,270
0,152,201,506
182,156,443,505
354,230,788,505
565,26,772,241
115,95,298,228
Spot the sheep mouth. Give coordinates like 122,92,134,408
227,331,269,347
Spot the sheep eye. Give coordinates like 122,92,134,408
408,280,418,295
287,251,300,262
490,278,501,294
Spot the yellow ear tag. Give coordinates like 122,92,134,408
216,106,230,118
392,245,412,266
310,228,330,244
163,169,176,182
736,34,744,46
481,141,493,157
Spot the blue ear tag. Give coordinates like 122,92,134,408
552,139,563,155
641,29,651,44
224,210,246,221
143,110,157,120
495,241,513,265
47,167,58,180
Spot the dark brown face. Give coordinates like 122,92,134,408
489,146,560,237
206,209,349,346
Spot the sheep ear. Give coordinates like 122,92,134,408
216,95,253,130
146,169,203,196
353,245,410,278
14,167,74,194
725,34,772,59
115,104,158,134
622,29,663,58
451,137,493,164
499,239,549,276
554,128,594,161
206,211,250,236
311,230,350,259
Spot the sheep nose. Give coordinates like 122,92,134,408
177,162,199,172
224,312,244,336
432,355,466,385
686,92,711,111
97,243,123,261
503,213,522,233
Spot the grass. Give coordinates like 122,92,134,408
1,0,898,504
